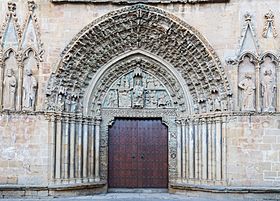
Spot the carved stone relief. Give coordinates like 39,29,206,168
3,68,17,110
238,13,259,57
0,1,43,113
45,4,232,115
238,56,256,112
260,55,277,112
262,10,277,39
103,67,173,109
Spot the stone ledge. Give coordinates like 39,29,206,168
170,183,280,193
51,0,230,4
0,182,106,197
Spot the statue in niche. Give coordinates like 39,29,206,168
65,94,71,112
132,79,144,108
3,69,17,110
214,96,221,111
238,73,256,111
261,70,276,112
23,69,37,110
71,94,78,113
118,76,131,107
56,94,65,112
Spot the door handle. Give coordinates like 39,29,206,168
141,154,144,159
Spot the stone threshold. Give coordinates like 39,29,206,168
108,188,168,193
171,183,280,193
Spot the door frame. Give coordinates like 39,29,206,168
100,108,178,191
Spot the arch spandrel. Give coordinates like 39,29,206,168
45,4,232,115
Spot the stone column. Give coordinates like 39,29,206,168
62,115,70,181
256,62,261,112
55,115,62,181
76,117,83,181
194,118,200,179
182,120,186,180
48,115,56,183
211,117,216,180
176,119,182,181
215,117,222,181
188,119,194,179
0,61,3,110
82,119,89,181
207,117,213,180
17,62,23,111
95,118,101,182
69,116,76,181
277,64,280,112
201,118,207,180
222,115,227,181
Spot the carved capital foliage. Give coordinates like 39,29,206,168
45,4,232,115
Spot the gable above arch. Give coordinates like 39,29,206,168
45,4,232,115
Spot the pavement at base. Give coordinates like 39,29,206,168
1,193,253,201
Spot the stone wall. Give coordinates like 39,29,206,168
0,0,280,197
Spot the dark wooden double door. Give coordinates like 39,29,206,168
108,118,168,188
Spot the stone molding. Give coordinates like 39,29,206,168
51,0,230,4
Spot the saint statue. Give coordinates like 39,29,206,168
132,79,144,108
3,69,17,110
261,70,276,112
23,69,37,110
238,73,256,111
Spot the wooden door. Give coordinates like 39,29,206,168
108,118,168,188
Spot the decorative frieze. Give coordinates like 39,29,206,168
51,0,230,4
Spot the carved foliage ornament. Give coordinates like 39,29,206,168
262,10,277,39
46,4,232,115
51,0,230,3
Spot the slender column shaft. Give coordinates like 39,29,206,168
216,117,222,181
69,117,76,180
76,119,83,180
212,117,216,180
49,115,56,181
55,116,62,180
176,120,182,181
95,119,101,181
0,63,3,110
277,65,280,112
201,118,207,180
63,116,70,180
82,120,89,180
194,119,199,179
256,63,261,112
182,121,186,180
189,120,194,179
207,118,213,180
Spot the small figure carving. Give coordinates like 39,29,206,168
146,90,157,108
3,69,17,110
207,97,213,112
23,69,37,110
132,79,144,108
71,94,78,113
214,96,221,111
65,94,71,112
56,94,64,112
261,70,276,112
158,92,171,108
106,90,118,107
238,73,256,111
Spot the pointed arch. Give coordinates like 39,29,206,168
45,4,232,115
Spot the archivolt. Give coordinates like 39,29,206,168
45,4,232,114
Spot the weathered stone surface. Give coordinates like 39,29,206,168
0,0,280,197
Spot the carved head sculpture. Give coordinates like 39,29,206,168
25,68,33,76
264,69,272,76
6,68,13,77
245,73,252,79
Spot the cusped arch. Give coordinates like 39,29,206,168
45,4,232,115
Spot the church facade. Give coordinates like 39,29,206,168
0,0,280,198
